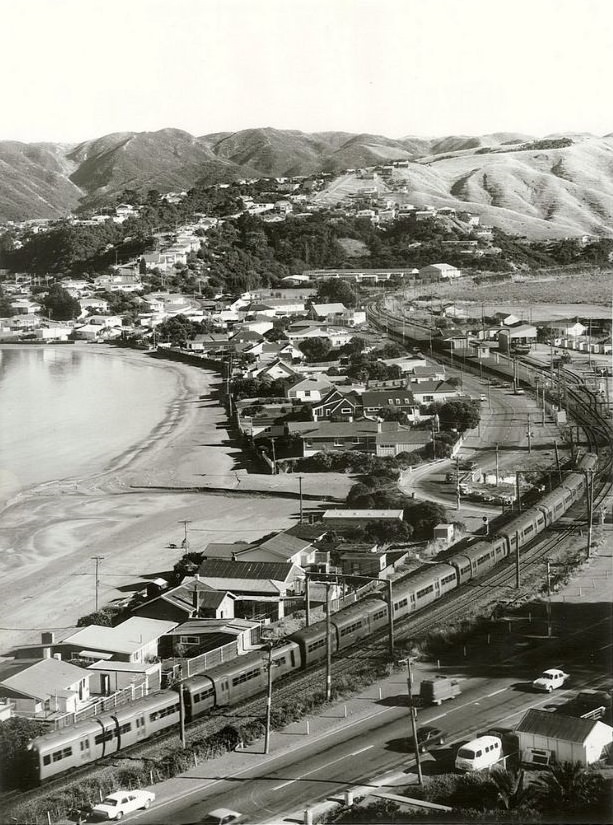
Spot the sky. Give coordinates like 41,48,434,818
1,0,611,143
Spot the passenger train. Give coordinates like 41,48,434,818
27,453,597,783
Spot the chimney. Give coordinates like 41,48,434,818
41,631,55,645
192,584,200,614
377,421,382,432
194,572,200,581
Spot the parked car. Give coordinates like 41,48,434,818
532,668,569,692
200,810,244,825
91,790,155,820
407,725,447,753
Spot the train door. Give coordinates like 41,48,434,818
434,578,441,597
79,736,91,762
136,715,146,739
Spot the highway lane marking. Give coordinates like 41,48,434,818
272,746,372,792
486,688,507,698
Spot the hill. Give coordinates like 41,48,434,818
1,127,613,238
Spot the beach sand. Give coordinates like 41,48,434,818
0,348,351,654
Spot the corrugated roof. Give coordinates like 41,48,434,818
516,709,601,743
257,532,312,558
197,577,283,594
198,558,301,582
376,431,431,445
323,509,404,519
203,542,255,559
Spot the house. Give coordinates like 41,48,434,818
236,400,292,439
286,376,334,402
375,429,431,457
185,333,230,355
322,510,404,527
339,546,390,578
286,323,353,348
57,617,177,663
515,708,613,766
497,324,538,351
550,321,588,338
132,578,236,623
162,618,261,658
87,660,161,696
287,419,381,457
382,354,428,374
309,303,348,320
433,523,455,543
412,365,446,383
252,358,302,381
410,380,461,405
239,532,316,567
361,389,418,418
418,263,461,280
311,388,362,421
196,559,305,620
0,658,91,716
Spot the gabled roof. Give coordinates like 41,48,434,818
516,709,607,743
376,430,430,445
202,542,255,559
288,376,333,392
410,380,458,394
311,303,347,316
313,388,360,408
0,658,91,701
362,389,415,405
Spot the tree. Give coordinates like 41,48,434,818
438,399,481,433
0,717,47,788
403,500,446,538
533,761,606,816
76,610,114,627
314,277,357,307
0,287,13,318
41,284,81,320
298,336,333,362
490,768,535,812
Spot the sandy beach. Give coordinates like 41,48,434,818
0,347,351,655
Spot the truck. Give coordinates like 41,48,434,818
418,676,461,706
552,689,612,723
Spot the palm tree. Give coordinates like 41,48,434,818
490,767,535,811
533,760,604,814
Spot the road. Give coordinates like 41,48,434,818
126,609,610,825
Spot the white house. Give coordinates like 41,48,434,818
516,709,613,766
286,376,333,402
418,263,462,280
550,321,587,338
0,658,91,716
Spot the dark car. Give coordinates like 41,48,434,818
408,725,447,753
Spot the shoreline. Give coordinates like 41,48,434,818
0,345,349,655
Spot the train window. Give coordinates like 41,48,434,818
232,667,260,687
118,723,131,735
51,747,72,762
80,739,90,751
94,730,114,745
43,754,51,766
524,525,534,535
373,608,387,620
340,620,362,637
275,656,286,667
394,597,408,611
308,639,326,652
416,584,434,598
149,703,180,722
441,573,456,585
461,564,470,575
194,687,214,703
537,516,544,526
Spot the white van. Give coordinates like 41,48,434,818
455,735,503,772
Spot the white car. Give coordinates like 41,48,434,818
91,790,155,820
200,810,244,825
532,668,569,692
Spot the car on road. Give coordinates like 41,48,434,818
91,790,155,820
532,668,569,692
407,725,447,753
200,810,244,825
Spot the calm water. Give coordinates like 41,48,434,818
0,346,179,500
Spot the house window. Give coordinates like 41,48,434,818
340,407,351,414
395,398,401,404
180,635,200,645
304,390,311,397
333,439,343,447
423,395,433,402
325,409,331,416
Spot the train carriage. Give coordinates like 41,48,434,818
288,623,338,668
392,564,457,619
330,599,388,650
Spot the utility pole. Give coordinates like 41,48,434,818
298,476,304,524
455,456,461,511
305,575,311,627
264,642,274,754
325,584,332,702
177,665,186,748
270,438,277,474
585,470,594,559
554,440,562,483
541,386,546,426
401,658,423,786
527,413,532,455
515,530,521,589
91,556,104,612
178,520,191,550
546,558,552,597
386,579,394,658
495,443,499,487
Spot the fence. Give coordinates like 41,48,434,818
164,641,239,681
51,681,149,729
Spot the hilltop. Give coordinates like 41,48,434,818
1,127,613,238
